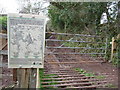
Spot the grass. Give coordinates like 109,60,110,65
95,75,105,79
74,68,105,79
105,84,117,88
112,54,118,66
39,69,59,88
74,68,95,77
44,74,57,76
64,42,79,47
39,69,44,88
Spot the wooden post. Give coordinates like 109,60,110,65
20,69,30,88
111,37,117,62
13,69,17,82
16,68,37,88
20,69,26,88
36,68,40,88
29,69,37,88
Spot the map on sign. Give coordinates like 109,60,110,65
10,24,43,58
8,14,46,68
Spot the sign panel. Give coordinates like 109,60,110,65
8,13,46,68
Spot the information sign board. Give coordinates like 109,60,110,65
8,13,46,68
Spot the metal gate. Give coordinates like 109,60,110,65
45,32,107,61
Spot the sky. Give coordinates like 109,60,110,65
0,0,19,13
0,0,49,14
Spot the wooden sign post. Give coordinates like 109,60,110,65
36,68,40,88
7,13,46,88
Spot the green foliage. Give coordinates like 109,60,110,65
61,36,106,57
44,74,57,76
0,16,7,30
112,53,118,65
48,2,119,37
48,2,107,34
105,84,117,88
74,68,95,77
39,69,59,88
112,36,120,66
64,42,78,47
74,68,105,79
95,75,105,79
39,68,44,86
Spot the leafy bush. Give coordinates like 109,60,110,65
0,16,7,30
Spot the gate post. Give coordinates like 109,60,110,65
117,34,120,67
111,37,117,62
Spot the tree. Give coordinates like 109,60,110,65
98,1,119,38
48,2,108,34
0,8,6,14
0,16,7,30
118,1,120,29
17,0,49,15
